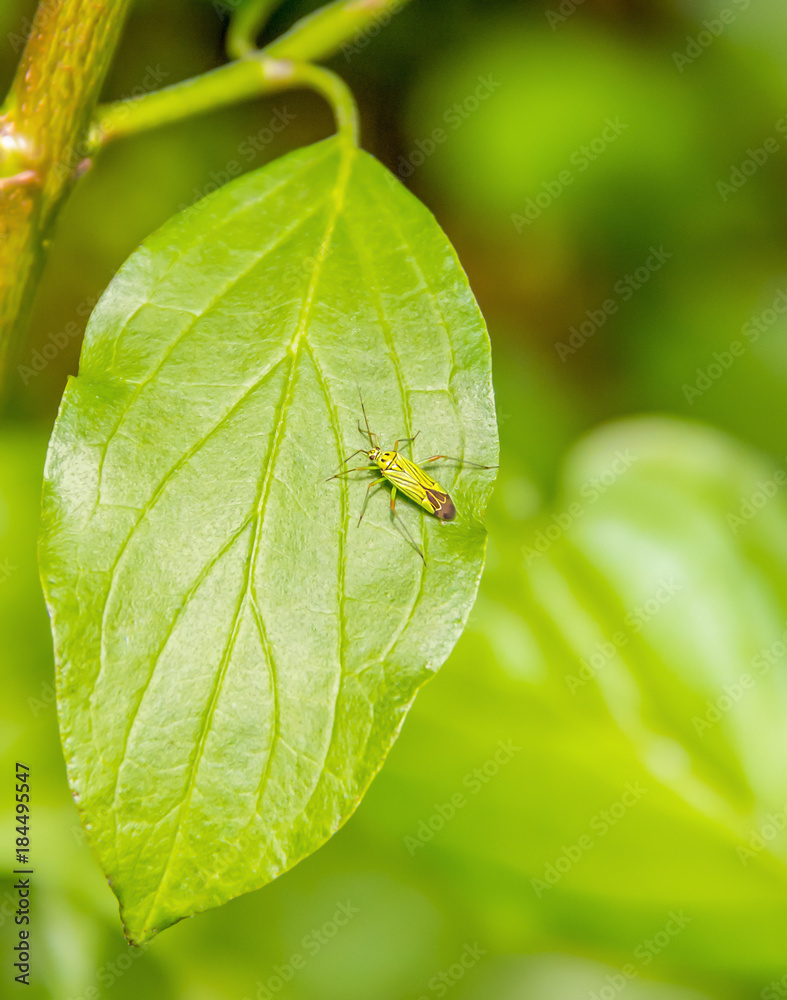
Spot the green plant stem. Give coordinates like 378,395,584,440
264,0,410,63
0,0,133,394
92,0,411,149
227,0,288,60
0,0,410,393
91,59,359,149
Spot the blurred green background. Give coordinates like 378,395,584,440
3,0,787,997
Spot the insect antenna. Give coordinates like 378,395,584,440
357,388,378,447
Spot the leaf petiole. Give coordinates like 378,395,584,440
227,0,289,61
89,58,359,151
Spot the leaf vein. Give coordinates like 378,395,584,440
342,207,428,666
246,144,355,827
93,192,333,512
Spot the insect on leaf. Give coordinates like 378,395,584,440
41,135,498,943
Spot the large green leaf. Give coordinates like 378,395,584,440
376,412,787,982
40,135,497,943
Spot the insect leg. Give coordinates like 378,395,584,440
418,454,497,469
390,486,425,562
326,465,378,482
391,431,420,453
333,448,367,473
357,477,387,526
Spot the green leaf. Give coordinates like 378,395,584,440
536,417,787,831
40,135,497,943
380,414,787,981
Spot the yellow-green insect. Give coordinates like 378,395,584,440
328,395,494,561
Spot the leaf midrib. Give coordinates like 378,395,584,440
137,140,356,933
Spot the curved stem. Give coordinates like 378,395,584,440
91,0,410,149
227,0,288,60
264,0,411,63
90,57,286,148
278,61,359,146
91,58,359,150
0,0,410,391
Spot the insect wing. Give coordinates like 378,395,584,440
380,455,427,503
423,488,456,521
383,455,453,518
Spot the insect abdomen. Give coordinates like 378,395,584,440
424,488,455,521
